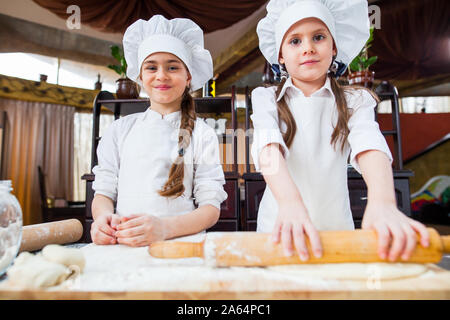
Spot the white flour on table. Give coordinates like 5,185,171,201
52,232,440,292
59,233,344,292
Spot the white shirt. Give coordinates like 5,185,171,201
92,107,228,218
251,77,393,232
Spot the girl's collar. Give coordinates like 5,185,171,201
144,107,182,122
276,76,335,102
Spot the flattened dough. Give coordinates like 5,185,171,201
267,263,428,281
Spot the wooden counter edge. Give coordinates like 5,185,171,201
0,288,449,300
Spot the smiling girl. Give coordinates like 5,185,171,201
252,0,429,261
90,15,227,247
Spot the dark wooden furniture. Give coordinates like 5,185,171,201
38,166,85,224
242,86,262,231
82,88,241,241
203,86,240,232
242,173,265,231
242,170,414,230
348,168,413,228
241,82,413,230
80,173,95,242
375,81,404,170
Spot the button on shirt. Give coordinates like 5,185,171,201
92,108,228,218
251,77,393,232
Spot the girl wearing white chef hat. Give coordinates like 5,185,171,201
252,0,429,261
90,15,227,247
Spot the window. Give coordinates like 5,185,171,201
378,96,450,113
0,52,117,92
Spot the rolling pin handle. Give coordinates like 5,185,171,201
441,236,450,254
148,241,204,258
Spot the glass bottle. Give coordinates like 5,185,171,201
0,180,23,276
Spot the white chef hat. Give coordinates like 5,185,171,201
257,0,370,76
123,15,213,91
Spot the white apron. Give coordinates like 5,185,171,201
115,110,196,218
256,97,355,232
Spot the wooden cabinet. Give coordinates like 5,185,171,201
81,173,240,241
81,88,241,241
207,175,241,232
242,169,414,231
81,173,94,243
348,168,413,228
242,173,265,231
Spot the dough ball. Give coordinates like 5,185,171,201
41,244,85,272
7,252,72,288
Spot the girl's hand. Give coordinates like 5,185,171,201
362,201,430,261
115,214,168,247
91,213,121,245
272,201,322,260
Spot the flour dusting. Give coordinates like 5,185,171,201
55,233,345,292
43,232,443,293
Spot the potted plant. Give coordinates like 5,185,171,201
348,27,378,88
108,45,140,99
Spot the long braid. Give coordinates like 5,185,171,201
329,75,351,152
158,87,196,198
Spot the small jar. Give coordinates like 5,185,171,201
0,180,23,276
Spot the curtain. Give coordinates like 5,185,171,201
0,98,75,225
32,0,268,34
370,0,450,80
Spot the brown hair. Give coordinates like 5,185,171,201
274,75,379,152
158,87,196,198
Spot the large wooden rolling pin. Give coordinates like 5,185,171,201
19,219,83,252
149,229,450,267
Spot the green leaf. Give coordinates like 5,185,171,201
107,64,122,76
367,27,375,44
349,56,359,70
110,45,121,62
349,59,361,72
350,27,377,71
108,45,129,77
365,56,378,69
120,57,127,69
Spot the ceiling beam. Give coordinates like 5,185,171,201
216,48,265,94
0,13,117,66
213,24,260,76
395,74,450,97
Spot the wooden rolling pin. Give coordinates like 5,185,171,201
149,229,450,267
19,219,83,252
